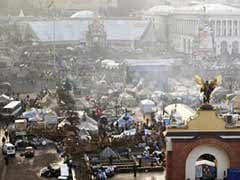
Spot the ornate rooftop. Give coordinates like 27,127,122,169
167,108,240,133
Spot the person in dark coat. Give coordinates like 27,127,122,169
133,164,137,177
4,155,8,165
2,136,6,144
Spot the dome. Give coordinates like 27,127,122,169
144,5,174,15
70,10,95,18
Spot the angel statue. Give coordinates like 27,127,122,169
195,75,222,104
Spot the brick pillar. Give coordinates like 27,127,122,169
166,151,172,180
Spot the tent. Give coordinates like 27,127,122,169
231,95,240,112
151,91,167,102
114,112,135,128
140,99,155,113
77,111,98,132
58,119,71,129
120,128,136,136
0,94,12,106
100,147,118,159
119,92,137,107
101,59,120,70
164,104,196,123
211,86,230,103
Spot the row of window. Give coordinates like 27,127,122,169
147,16,240,38
169,19,240,37
210,20,240,37
170,19,198,35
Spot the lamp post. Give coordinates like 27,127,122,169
48,1,57,74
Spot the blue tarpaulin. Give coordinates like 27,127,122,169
228,168,240,180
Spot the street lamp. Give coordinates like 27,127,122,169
48,1,57,73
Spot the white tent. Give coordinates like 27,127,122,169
164,104,196,123
120,128,136,136
101,59,120,70
77,111,98,132
119,92,137,107
100,147,118,159
0,94,13,104
140,99,155,113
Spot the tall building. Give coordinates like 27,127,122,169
144,3,240,56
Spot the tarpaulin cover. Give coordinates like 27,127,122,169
228,168,240,180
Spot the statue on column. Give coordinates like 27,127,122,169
195,75,222,104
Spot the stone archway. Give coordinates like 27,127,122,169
185,144,230,180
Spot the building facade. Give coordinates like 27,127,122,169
166,108,240,180
144,3,240,56
18,19,154,52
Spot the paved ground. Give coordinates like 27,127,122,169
110,172,165,180
0,147,61,180
12,80,56,94
0,121,61,180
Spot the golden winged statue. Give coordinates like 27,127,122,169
195,75,222,103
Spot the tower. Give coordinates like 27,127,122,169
86,16,107,51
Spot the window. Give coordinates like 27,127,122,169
216,21,220,37
228,20,232,36
234,20,238,36
222,20,226,36
210,20,215,35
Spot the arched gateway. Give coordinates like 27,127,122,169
166,107,240,180
185,144,230,179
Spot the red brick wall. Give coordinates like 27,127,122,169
166,138,240,180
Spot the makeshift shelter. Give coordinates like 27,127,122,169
120,128,136,137
137,89,152,100
44,112,58,126
22,108,43,121
101,59,120,70
119,92,137,107
164,104,196,123
0,94,12,107
100,147,118,159
58,119,71,129
151,91,167,102
231,95,240,113
77,111,98,132
114,112,135,129
211,86,230,103
140,99,156,113
77,129,92,141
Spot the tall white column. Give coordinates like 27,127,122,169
226,19,229,37
239,20,240,37
219,20,222,37
236,20,238,37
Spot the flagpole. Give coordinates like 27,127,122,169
48,1,57,78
